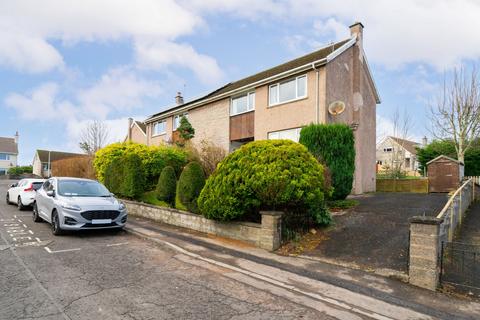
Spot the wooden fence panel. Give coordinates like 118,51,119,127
376,179,428,193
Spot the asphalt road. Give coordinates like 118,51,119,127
0,180,335,320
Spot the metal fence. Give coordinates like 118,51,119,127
437,178,475,244
441,242,480,295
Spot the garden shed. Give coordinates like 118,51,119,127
427,155,464,193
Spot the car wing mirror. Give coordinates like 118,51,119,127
46,190,55,197
10,183,17,188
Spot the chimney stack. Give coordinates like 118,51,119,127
14,131,19,144
127,118,133,142
422,136,428,147
349,21,364,38
175,92,184,106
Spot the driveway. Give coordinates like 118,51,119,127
307,192,449,273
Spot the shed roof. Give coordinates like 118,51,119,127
426,155,463,165
36,150,87,163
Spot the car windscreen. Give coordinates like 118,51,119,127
32,182,43,191
57,180,110,197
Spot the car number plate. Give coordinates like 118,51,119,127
91,219,112,224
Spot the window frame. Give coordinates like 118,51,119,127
152,120,167,137
0,153,10,161
268,74,308,107
173,113,189,131
267,127,303,143
230,91,255,116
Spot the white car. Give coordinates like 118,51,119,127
6,179,45,210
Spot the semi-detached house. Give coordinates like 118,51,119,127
139,22,380,194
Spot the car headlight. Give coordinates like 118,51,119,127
60,203,81,211
119,202,126,211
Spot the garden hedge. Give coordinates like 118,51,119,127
121,153,146,199
94,142,188,187
155,166,177,206
176,162,205,213
299,124,355,200
197,140,330,224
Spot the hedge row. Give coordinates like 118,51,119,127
104,153,145,199
94,142,188,187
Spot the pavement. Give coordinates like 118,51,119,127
307,192,448,272
1,179,480,319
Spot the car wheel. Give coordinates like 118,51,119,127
17,197,26,211
51,211,64,236
33,203,42,222
6,193,11,205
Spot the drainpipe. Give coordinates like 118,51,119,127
311,63,320,124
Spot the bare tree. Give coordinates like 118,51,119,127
388,107,415,176
79,120,109,155
430,66,480,164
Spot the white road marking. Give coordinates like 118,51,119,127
44,246,82,254
106,242,129,247
28,230,34,234
22,224,27,228
17,219,22,222
35,237,41,243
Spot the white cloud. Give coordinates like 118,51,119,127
135,40,223,85
0,0,222,82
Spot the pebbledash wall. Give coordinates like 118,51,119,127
124,200,283,251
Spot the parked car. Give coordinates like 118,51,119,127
33,177,127,235
6,179,45,210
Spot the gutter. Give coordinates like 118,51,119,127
145,36,358,124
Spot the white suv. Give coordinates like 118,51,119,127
6,179,45,210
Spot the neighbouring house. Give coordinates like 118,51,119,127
376,136,424,175
0,132,19,175
32,150,87,178
124,118,147,144
141,22,380,194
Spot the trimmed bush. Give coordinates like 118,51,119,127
7,166,33,175
155,166,177,206
104,156,124,195
176,162,205,213
121,153,146,199
299,124,355,200
94,142,188,187
198,140,330,224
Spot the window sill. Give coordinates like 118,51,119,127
230,109,255,117
268,96,308,108
151,133,166,138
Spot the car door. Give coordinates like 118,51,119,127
9,180,24,203
36,180,50,220
43,179,56,223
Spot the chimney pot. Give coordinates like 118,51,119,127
422,136,428,147
14,131,19,144
175,92,184,106
127,118,133,142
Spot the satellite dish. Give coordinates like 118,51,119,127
328,100,346,116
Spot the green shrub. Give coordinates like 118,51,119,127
8,166,33,175
121,153,146,199
176,162,205,213
299,124,355,200
104,157,124,195
198,140,330,224
94,142,188,187
155,166,177,206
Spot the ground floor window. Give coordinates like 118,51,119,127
0,168,7,175
267,127,302,142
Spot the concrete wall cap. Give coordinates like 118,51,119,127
259,211,284,216
409,216,444,225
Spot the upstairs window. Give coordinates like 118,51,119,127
153,120,166,136
231,92,255,116
173,113,189,130
0,153,10,160
269,75,307,106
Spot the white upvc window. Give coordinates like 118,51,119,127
0,153,9,160
152,120,166,136
230,91,255,116
267,127,302,143
173,113,189,130
269,75,307,106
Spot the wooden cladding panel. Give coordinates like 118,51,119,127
230,111,254,141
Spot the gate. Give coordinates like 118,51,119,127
440,241,480,295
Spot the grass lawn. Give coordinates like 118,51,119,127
326,199,359,210
140,191,170,207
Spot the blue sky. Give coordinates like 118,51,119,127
1,1,479,165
